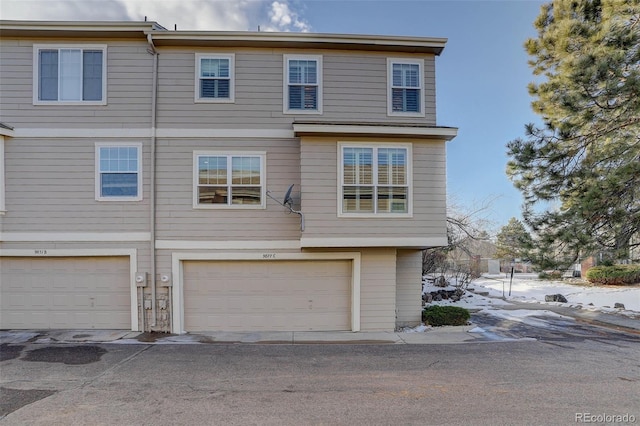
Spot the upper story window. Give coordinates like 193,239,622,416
193,151,266,209
387,58,424,117
284,55,322,114
33,45,106,105
195,54,235,102
339,143,411,217
95,143,142,201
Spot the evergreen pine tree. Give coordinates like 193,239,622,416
506,0,640,258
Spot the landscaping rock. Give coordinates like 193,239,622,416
435,276,447,287
545,294,568,303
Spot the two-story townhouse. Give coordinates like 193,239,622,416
0,20,457,334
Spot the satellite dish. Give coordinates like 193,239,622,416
283,184,294,207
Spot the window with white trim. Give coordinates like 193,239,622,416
340,144,410,215
34,45,106,104
195,54,234,102
194,152,266,208
96,144,142,201
388,58,424,116
284,55,322,114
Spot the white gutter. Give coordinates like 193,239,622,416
147,33,158,330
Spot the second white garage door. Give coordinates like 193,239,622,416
0,256,132,330
183,260,352,332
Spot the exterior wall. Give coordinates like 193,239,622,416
0,38,153,129
395,249,422,327
358,248,397,331
299,136,447,241
155,48,437,129
154,137,302,241
0,24,449,333
1,137,150,233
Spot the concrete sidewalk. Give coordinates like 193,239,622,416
0,325,493,346
2,301,637,346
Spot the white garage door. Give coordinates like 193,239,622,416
183,260,352,332
0,257,131,330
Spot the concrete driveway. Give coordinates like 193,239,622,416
2,335,640,425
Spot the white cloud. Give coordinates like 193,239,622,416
263,0,310,32
0,0,311,32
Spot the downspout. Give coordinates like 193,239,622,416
147,34,158,330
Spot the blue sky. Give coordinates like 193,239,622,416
2,0,546,230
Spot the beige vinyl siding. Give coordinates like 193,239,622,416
157,49,291,129
0,38,153,128
2,138,150,233
395,249,423,327
154,48,437,129
155,138,302,241
323,53,436,124
300,137,447,240
1,39,437,129
359,248,397,331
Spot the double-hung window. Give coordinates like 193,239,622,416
95,143,142,201
387,58,424,116
284,55,322,114
195,54,234,102
340,144,411,216
34,45,106,104
194,152,266,208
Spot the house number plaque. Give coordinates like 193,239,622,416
262,253,276,259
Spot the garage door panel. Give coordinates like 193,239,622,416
0,257,131,330
184,260,352,332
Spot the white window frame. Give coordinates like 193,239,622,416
283,54,323,115
337,142,412,218
387,58,424,117
95,142,143,202
33,44,107,106
194,53,235,103
193,151,266,209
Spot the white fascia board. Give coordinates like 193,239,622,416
0,232,151,242
300,237,448,249
293,123,458,140
15,128,152,138
147,31,447,54
155,240,301,250
12,128,295,139
0,127,14,137
157,129,294,138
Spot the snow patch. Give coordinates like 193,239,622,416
470,274,640,314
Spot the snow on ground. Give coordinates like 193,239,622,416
416,273,640,335
422,273,640,316
473,273,640,315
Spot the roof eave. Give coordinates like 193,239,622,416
0,123,15,137
146,31,447,54
0,20,164,38
293,122,458,141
